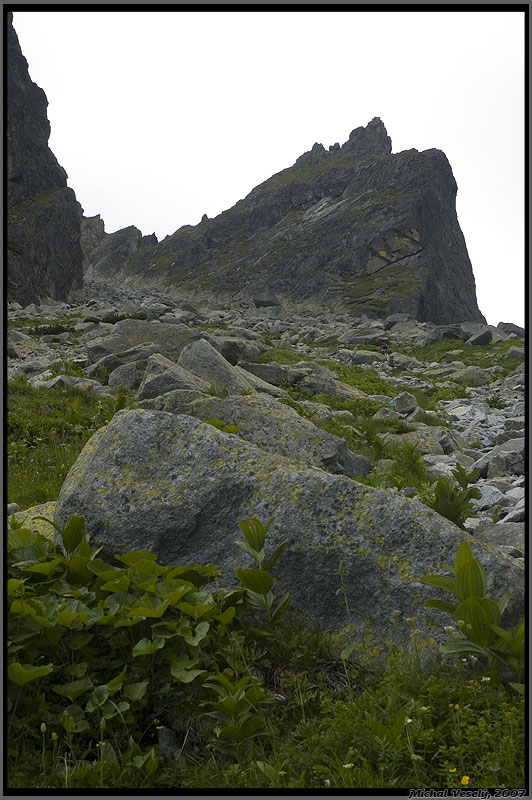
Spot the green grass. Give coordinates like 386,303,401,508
320,361,465,408
401,339,524,378
7,376,133,509
7,623,524,790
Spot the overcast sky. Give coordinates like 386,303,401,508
12,9,525,326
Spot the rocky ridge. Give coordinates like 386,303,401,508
82,117,486,324
8,285,525,649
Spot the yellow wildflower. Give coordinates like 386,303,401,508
461,776,470,786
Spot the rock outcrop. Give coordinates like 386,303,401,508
7,13,84,304
54,409,523,644
83,117,485,324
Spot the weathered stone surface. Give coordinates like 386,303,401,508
178,338,256,395
473,438,525,479
391,391,417,415
137,389,206,414
12,501,57,537
54,410,523,642
137,354,210,400
7,13,83,304
232,366,289,398
381,429,445,456
497,322,525,338
184,393,372,478
466,330,493,346
86,342,174,379
86,319,210,363
448,366,493,387
471,485,512,513
108,360,148,390
239,361,310,387
472,522,525,555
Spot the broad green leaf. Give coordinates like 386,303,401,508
66,555,93,585
454,541,475,572
170,656,207,683
215,606,236,625
124,681,149,701
420,574,455,592
271,591,291,623
60,516,87,556
264,539,290,572
238,517,271,552
494,592,513,616
425,598,458,615
440,639,488,657
455,596,500,647
236,539,263,564
454,558,487,601
101,574,130,593
510,682,525,696
86,685,110,712
132,635,166,657
8,662,53,686
65,662,89,678
116,551,157,565
236,568,274,594
26,557,65,576
182,620,210,646
106,667,127,695
53,678,93,700
7,578,26,596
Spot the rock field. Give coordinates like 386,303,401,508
7,283,525,648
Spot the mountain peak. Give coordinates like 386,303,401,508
341,116,392,157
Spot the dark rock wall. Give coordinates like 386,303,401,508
7,12,83,304
83,117,485,323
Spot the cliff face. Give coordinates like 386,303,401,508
7,12,83,304
84,117,485,324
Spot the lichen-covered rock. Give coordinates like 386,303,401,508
86,319,212,364
178,338,256,395
85,342,174,379
391,391,417,415
137,353,210,400
54,410,523,646
184,393,372,478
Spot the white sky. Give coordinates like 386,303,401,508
12,9,525,327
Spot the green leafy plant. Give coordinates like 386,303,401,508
235,517,291,627
426,464,482,529
202,673,272,754
486,395,507,410
7,513,243,773
422,541,524,692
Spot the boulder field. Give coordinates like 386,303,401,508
7,287,524,654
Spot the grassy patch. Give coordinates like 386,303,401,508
7,376,133,509
402,339,524,377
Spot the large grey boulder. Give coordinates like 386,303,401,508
137,353,210,400
473,438,525,478
239,361,310,387
54,410,524,646
86,319,212,364
178,338,256,395
108,360,147,390
391,391,417,415
85,342,174,379
184,393,372,479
